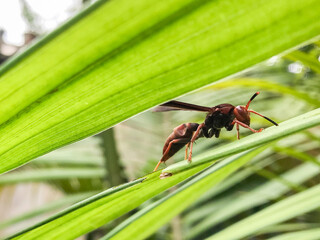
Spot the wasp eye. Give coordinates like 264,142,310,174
235,106,250,125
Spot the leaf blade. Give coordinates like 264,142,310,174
208,184,320,240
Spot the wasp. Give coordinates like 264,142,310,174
153,92,278,171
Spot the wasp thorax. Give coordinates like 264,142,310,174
234,106,250,125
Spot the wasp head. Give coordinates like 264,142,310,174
234,92,278,127
234,105,250,125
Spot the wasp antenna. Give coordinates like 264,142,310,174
153,160,162,172
248,110,278,126
246,92,260,110
263,116,279,126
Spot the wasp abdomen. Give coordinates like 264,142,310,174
161,123,199,162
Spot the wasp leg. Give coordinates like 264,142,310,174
188,123,205,162
214,129,220,138
232,119,263,134
236,123,240,140
154,138,191,172
185,142,190,160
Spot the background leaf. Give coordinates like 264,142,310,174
208,184,320,240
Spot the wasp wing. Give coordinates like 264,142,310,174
153,100,212,112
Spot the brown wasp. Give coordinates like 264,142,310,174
153,92,278,171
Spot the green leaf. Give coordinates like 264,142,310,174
208,184,320,240
0,192,96,230
186,160,320,239
0,0,320,174
0,168,106,184
285,50,320,73
259,224,320,234
274,146,320,166
267,228,320,240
